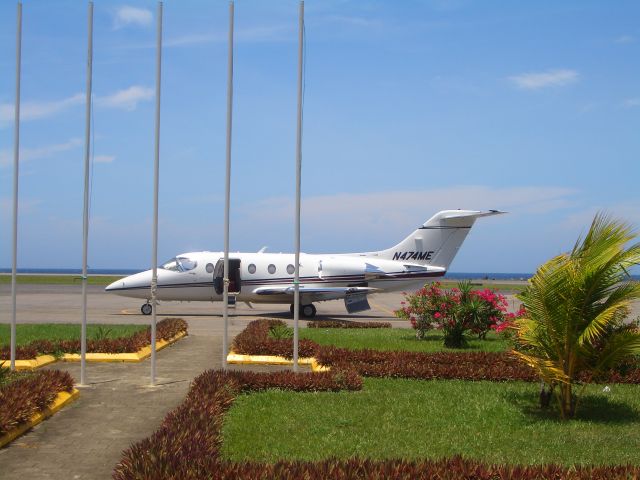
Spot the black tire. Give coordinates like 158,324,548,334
302,304,316,318
290,304,295,316
141,303,152,315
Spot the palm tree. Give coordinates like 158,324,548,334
514,213,640,419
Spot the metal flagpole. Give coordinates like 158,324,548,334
10,2,22,372
150,1,163,386
222,0,234,370
80,1,94,387
293,0,304,372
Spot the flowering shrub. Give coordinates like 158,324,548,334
491,305,527,345
395,282,511,348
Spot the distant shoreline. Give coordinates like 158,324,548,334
0,269,638,282
0,268,534,280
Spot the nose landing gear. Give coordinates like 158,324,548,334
141,303,152,315
289,303,317,318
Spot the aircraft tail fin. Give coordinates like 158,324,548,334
374,210,504,271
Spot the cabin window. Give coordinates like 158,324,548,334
206,263,214,273
248,264,256,274
287,264,295,274
268,264,276,274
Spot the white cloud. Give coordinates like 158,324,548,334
509,69,579,90
236,186,578,252
0,86,153,128
161,25,293,48
94,154,115,164
614,35,635,44
622,97,640,109
0,93,84,126
114,6,153,28
560,202,640,230
0,138,83,167
95,86,154,111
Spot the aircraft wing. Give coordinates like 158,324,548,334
252,286,377,296
252,285,377,313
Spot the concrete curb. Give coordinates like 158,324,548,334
227,351,330,372
0,388,80,448
1,331,187,371
0,355,58,371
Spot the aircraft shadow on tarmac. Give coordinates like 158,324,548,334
114,309,398,322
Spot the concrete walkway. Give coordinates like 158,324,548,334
1,326,225,480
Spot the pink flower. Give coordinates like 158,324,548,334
434,312,442,319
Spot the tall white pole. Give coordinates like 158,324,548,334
10,2,22,372
293,0,304,372
80,1,94,387
222,0,234,370
150,1,163,386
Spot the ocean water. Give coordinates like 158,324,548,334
0,268,142,275
1,268,637,281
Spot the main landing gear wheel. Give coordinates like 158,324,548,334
141,303,152,315
302,304,317,318
289,303,317,318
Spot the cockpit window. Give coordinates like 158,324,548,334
161,258,181,271
161,257,198,272
177,257,197,271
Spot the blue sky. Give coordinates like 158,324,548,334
0,0,638,273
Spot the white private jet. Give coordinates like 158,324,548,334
105,209,503,318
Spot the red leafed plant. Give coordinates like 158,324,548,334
1,317,188,360
0,369,74,436
231,319,319,359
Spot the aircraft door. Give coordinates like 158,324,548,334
213,258,241,295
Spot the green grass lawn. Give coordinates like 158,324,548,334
0,323,146,347
221,378,640,466
0,274,122,285
300,328,511,353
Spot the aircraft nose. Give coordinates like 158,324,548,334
105,279,127,292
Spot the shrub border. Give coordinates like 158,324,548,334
0,388,79,448
0,331,187,371
229,320,640,384
113,368,640,479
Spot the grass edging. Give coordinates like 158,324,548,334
231,320,640,384
114,369,640,479
0,331,187,371
227,351,329,372
0,388,80,448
